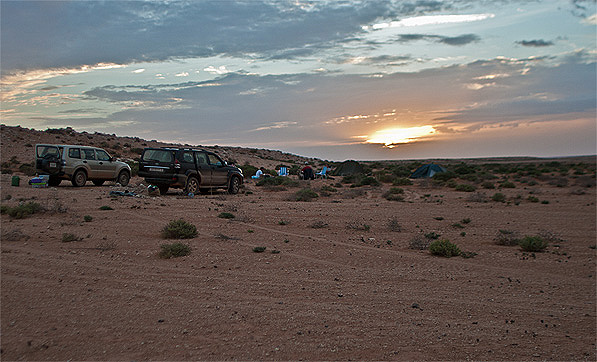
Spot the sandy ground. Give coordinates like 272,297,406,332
1,171,595,361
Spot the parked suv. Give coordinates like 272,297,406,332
35,144,131,187
138,147,243,195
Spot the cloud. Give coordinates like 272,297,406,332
1,1,476,73
396,33,480,46
367,13,495,30
516,39,554,47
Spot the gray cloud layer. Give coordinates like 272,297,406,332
1,1,464,72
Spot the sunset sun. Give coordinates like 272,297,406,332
366,126,436,148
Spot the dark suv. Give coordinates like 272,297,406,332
138,148,243,195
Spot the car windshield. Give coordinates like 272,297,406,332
142,149,173,163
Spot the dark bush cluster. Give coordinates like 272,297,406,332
161,219,198,239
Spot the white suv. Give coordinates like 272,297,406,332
35,144,131,187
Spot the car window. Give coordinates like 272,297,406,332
37,145,60,158
195,152,207,165
207,154,223,166
142,149,173,163
82,149,96,160
68,148,81,159
182,151,194,163
96,149,111,161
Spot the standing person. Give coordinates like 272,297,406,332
301,164,314,180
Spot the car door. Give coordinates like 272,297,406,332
81,148,100,178
95,149,116,179
194,151,212,185
207,153,228,186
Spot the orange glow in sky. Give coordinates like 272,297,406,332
366,126,436,148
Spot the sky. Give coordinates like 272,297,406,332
1,0,595,161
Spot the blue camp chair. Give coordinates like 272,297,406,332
278,167,288,176
316,166,329,179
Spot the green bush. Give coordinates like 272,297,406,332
159,243,191,258
500,181,516,188
455,184,476,192
491,193,506,202
293,188,319,201
252,246,266,253
62,233,81,242
495,229,521,246
357,176,380,187
383,187,405,201
392,177,413,186
99,205,114,210
432,172,456,181
161,219,198,239
429,240,461,257
218,212,235,219
482,181,495,189
519,236,548,252
1,202,43,219
84,215,93,222
256,176,299,188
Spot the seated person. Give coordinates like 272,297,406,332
301,165,314,180
251,167,264,179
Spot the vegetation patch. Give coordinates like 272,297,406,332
84,215,93,222
159,243,191,259
519,236,548,252
161,219,198,239
293,188,319,202
429,240,461,257
455,184,476,192
491,193,506,202
1,202,43,219
99,205,114,210
218,212,235,219
61,233,82,242
495,229,521,246
383,187,405,201
252,246,267,253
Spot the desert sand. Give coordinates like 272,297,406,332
1,126,595,361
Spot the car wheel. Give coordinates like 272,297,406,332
117,170,130,186
93,180,105,186
158,184,169,195
228,176,241,194
72,170,87,187
185,176,199,194
48,176,61,187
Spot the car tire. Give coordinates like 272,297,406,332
93,180,105,186
117,170,130,186
158,184,169,195
228,175,241,194
185,176,199,194
48,176,61,187
72,170,87,187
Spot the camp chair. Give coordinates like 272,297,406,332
316,166,329,179
278,167,289,176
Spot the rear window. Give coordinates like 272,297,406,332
142,149,174,163
36,145,61,158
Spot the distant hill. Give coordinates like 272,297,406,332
0,124,321,176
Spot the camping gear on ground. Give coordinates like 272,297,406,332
28,175,49,188
409,164,447,178
11,175,20,186
331,160,364,176
147,185,160,196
